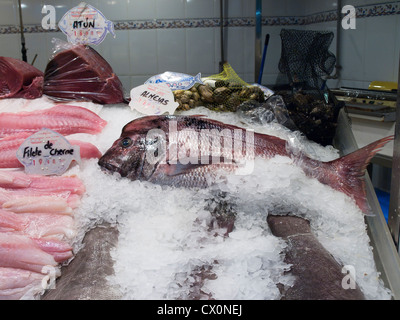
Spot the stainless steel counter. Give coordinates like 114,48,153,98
334,109,400,300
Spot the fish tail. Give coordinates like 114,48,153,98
326,136,393,213
107,20,115,36
195,73,203,84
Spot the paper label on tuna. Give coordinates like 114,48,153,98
58,2,115,46
129,83,179,115
16,128,81,176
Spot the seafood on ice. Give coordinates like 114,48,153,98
0,171,84,300
98,114,392,213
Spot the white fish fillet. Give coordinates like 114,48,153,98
0,267,48,300
2,197,73,215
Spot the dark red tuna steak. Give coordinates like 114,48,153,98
43,44,125,104
0,57,44,99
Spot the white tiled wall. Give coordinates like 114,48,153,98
304,1,400,89
0,0,399,91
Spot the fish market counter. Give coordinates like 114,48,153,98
335,109,400,299
2,97,399,300
41,105,400,301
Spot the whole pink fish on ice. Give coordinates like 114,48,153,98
98,115,392,213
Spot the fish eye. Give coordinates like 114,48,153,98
120,137,133,148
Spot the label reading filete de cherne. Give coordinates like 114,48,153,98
16,128,81,176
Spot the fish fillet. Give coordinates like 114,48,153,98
0,170,31,188
0,210,76,240
2,196,73,215
0,57,43,99
0,267,47,300
0,187,79,207
0,232,57,273
0,105,107,138
32,238,73,263
0,170,85,195
0,212,74,262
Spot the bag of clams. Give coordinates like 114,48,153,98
174,63,273,112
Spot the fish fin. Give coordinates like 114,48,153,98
327,136,393,213
194,73,203,84
107,20,115,36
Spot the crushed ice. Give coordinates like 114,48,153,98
65,104,392,300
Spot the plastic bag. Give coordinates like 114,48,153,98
236,95,298,131
43,38,126,105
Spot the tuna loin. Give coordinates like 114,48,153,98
44,44,125,104
0,57,43,99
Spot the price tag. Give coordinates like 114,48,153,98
16,129,81,176
129,83,179,115
58,2,115,45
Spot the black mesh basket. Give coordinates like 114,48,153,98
275,29,342,146
278,29,336,90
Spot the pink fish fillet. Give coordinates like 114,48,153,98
0,187,81,208
0,232,57,273
2,196,73,215
0,267,47,300
0,170,86,195
0,105,107,138
32,238,73,263
0,134,102,168
0,170,31,188
0,209,76,240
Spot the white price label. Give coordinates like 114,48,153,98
129,83,179,115
16,129,81,176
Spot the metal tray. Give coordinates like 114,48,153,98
334,109,400,299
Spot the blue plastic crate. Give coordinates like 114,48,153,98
375,188,390,223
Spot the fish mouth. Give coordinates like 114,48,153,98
98,158,121,174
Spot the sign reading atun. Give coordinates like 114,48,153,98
16,128,81,176
58,2,115,45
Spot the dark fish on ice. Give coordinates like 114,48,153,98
267,214,365,300
98,115,392,213
42,224,121,300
